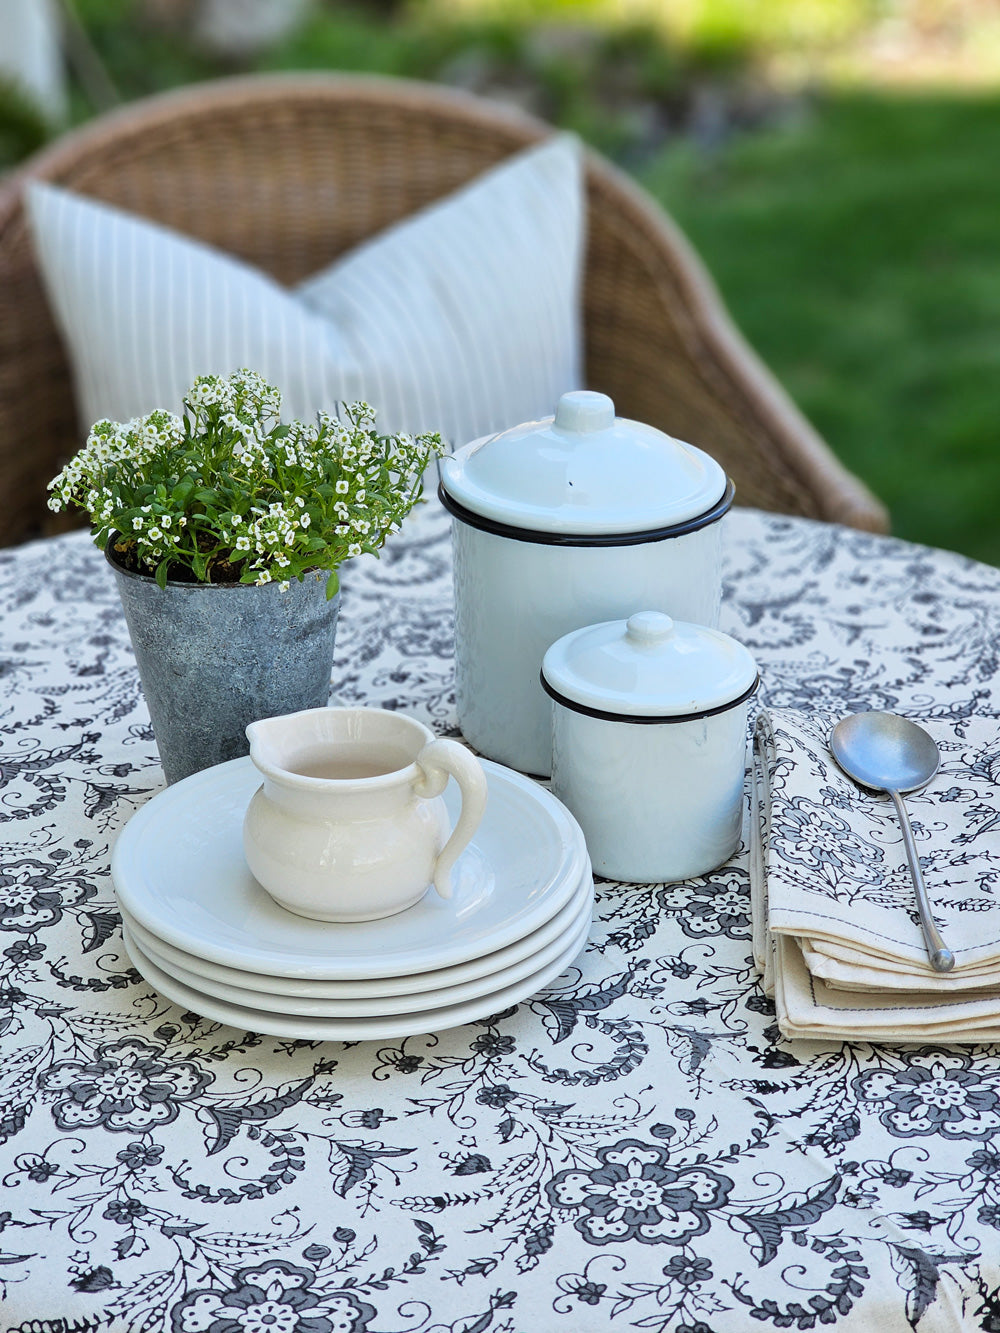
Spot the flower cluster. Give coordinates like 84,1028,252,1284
48,370,443,595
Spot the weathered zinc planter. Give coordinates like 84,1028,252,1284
109,552,340,785
50,370,440,786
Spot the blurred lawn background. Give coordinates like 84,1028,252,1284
4,0,1000,562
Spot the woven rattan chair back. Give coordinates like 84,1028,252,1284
0,74,887,546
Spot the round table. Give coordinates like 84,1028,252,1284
2,505,1000,1332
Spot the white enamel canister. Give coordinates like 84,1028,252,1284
542,612,758,883
438,390,733,776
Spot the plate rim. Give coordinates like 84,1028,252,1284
125,896,593,1016
120,865,593,998
121,916,590,1042
112,755,588,978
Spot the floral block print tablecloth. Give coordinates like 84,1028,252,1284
4,503,1000,1333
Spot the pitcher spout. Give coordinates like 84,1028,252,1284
245,712,297,779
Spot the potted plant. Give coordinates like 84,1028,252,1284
48,368,442,784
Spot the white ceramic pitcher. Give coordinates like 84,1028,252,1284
243,707,488,922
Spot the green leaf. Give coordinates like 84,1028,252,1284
49,370,436,590
325,569,340,599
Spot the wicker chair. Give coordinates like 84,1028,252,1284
0,73,887,547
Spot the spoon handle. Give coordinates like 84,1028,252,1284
888,788,955,973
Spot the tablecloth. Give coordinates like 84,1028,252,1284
3,504,1000,1333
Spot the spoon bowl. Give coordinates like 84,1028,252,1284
830,711,953,974
830,711,939,794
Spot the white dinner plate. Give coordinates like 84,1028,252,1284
128,897,593,1016
113,756,588,980
121,923,589,1042
120,863,592,999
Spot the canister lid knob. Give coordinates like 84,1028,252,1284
553,390,616,434
625,612,674,646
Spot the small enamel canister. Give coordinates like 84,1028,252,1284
542,612,759,883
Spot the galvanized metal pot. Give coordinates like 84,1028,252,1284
108,552,340,785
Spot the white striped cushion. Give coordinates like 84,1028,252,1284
26,134,583,447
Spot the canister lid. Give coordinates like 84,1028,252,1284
438,390,728,537
541,611,759,720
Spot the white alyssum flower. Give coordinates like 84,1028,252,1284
48,373,443,593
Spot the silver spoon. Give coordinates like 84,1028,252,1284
830,711,955,973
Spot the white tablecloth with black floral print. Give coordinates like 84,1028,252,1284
4,504,1000,1333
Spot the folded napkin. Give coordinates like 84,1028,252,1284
750,708,1000,1042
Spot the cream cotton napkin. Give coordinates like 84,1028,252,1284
750,708,1000,1042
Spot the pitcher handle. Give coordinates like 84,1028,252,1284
413,739,488,900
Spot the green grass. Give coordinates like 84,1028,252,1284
0,77,57,169
20,8,1000,563
640,93,1000,564
65,3,704,159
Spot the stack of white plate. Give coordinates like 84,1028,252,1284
112,756,593,1041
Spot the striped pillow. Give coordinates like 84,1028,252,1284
26,134,583,447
